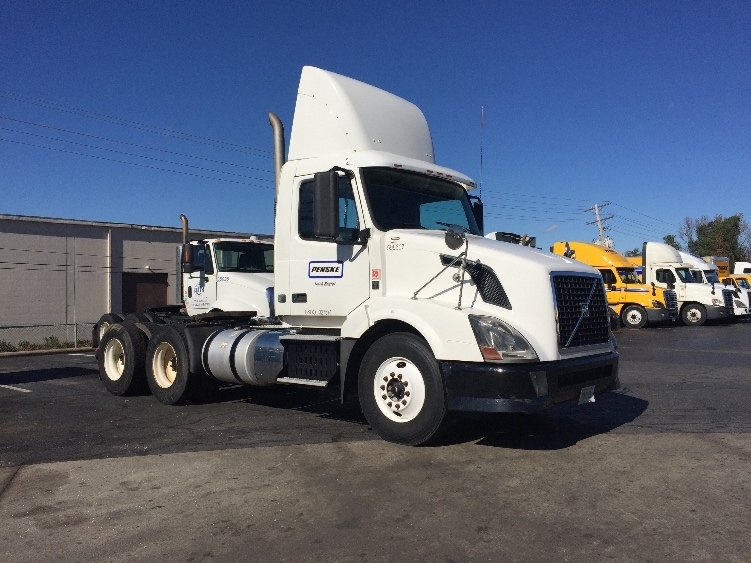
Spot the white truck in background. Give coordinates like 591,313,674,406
96,66,619,445
734,261,751,274
642,242,734,325
679,251,749,317
93,214,275,345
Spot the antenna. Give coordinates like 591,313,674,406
479,105,484,199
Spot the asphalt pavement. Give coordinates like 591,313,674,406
1,320,750,561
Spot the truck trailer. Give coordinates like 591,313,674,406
96,67,619,445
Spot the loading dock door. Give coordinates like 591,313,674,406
122,273,168,314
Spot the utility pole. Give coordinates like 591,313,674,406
585,202,614,247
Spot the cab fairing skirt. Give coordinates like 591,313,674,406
441,352,619,413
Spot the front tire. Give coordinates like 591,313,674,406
98,323,148,395
681,303,707,326
621,305,648,329
358,333,448,445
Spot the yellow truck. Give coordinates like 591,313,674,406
551,242,678,328
722,274,751,304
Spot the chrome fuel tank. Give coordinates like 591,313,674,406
202,329,288,385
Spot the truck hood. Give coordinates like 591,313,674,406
380,230,607,360
221,271,274,291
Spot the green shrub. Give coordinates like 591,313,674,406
0,340,18,353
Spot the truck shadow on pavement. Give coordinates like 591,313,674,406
0,366,99,385
207,385,648,450
441,390,648,449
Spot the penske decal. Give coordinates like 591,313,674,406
308,261,344,278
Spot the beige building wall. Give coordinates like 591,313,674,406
0,214,268,328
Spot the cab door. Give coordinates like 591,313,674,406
284,170,370,326
599,269,623,307
184,243,217,314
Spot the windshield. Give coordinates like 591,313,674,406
617,268,640,284
704,270,720,284
361,167,480,234
675,267,696,283
736,278,751,289
213,242,274,273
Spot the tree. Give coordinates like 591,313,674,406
625,248,641,257
679,214,751,265
663,234,681,250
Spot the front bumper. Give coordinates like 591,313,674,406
647,307,676,323
441,351,619,413
706,306,733,320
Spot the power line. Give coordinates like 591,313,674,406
0,115,271,173
0,89,272,157
0,136,274,190
0,126,273,184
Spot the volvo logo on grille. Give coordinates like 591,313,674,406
580,303,590,317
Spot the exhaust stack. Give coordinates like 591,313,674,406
268,112,285,195
180,214,189,244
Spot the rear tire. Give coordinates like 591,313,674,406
358,333,448,445
94,313,124,348
145,327,197,405
621,305,648,329
98,323,148,395
681,303,707,326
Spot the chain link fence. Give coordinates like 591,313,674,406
0,323,95,352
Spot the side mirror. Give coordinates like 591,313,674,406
651,282,656,296
313,170,340,241
181,244,194,274
471,199,484,234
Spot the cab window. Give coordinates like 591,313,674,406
298,177,360,243
599,269,617,286
193,245,214,275
655,269,675,285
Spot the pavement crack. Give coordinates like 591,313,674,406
0,464,23,501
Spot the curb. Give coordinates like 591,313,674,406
0,347,96,359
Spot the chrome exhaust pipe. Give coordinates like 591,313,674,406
180,214,189,244
268,112,285,195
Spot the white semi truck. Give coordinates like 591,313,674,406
93,215,275,346
96,66,619,445
642,242,734,326
679,251,749,317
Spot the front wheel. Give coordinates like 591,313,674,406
681,303,707,326
621,305,648,329
358,333,448,445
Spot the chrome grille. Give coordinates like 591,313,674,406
722,289,733,309
551,274,610,348
663,289,678,312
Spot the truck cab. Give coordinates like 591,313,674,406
643,242,733,325
551,241,677,329
181,238,274,317
680,252,749,318
722,274,751,309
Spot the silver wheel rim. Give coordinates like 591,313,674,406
688,308,702,322
626,309,643,326
98,322,111,342
152,341,178,389
103,338,124,381
372,356,426,423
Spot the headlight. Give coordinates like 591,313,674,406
651,300,664,309
468,315,538,362
734,299,744,308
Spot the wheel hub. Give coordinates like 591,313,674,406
373,358,424,423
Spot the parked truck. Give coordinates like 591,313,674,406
551,241,677,329
680,252,749,317
96,66,619,445
642,242,734,326
93,215,275,345
734,262,751,275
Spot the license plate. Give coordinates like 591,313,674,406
578,385,595,405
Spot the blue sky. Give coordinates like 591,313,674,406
1,1,748,254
